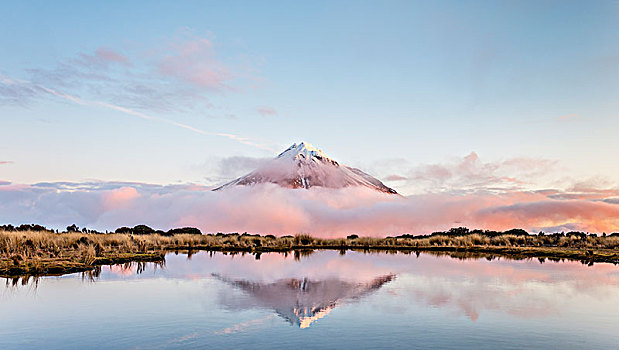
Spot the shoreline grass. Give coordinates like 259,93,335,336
2,229,619,277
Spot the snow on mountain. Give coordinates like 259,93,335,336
213,141,398,194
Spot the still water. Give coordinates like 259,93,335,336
2,250,619,349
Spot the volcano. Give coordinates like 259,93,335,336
213,141,398,194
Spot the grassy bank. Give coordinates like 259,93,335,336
2,229,619,277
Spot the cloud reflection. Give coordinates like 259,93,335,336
165,251,619,324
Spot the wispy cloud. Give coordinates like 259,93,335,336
256,105,278,116
0,29,280,151
0,74,61,106
76,47,131,68
157,37,230,90
384,174,407,182
0,161,14,165
93,100,275,150
5,29,263,114
218,156,271,178
558,114,581,121
0,74,275,151
197,155,271,184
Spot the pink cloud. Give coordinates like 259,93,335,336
102,185,619,235
101,186,140,210
477,200,619,233
77,47,130,67
384,174,407,181
404,152,558,194
1,182,618,235
94,48,130,64
157,38,231,90
257,105,278,116
0,161,13,165
558,114,580,121
11,30,262,117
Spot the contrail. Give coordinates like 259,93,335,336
1,74,276,152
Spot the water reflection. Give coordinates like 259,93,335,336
4,275,40,288
214,273,395,328
3,260,166,289
93,250,618,325
3,250,619,349
3,250,619,333
107,260,166,275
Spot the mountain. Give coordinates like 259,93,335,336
213,141,398,194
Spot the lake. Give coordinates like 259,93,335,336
2,250,618,349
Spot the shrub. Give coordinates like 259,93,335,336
502,228,529,236
166,227,202,236
132,225,155,235
115,227,133,234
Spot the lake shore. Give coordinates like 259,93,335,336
2,230,619,277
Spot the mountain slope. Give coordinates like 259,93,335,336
214,142,398,194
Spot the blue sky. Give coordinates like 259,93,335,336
1,0,618,193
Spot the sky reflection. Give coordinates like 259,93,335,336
67,250,619,324
2,251,619,349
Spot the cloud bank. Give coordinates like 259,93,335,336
380,151,560,195
1,181,618,236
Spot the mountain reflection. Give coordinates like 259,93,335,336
214,273,395,328
7,250,619,326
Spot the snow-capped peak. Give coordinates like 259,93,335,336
214,141,398,194
277,141,337,165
